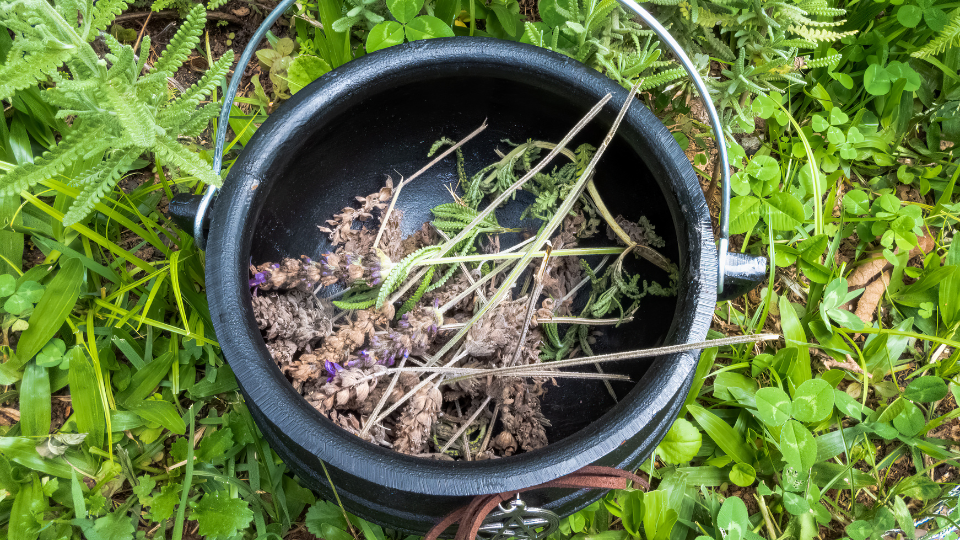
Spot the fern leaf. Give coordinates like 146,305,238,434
88,0,134,40
151,3,205,77
176,102,220,138
787,25,855,43
804,53,842,69
0,122,107,196
636,67,687,91
158,50,234,130
912,10,960,58
61,148,138,225
0,42,77,101
375,246,440,308
104,81,158,148
153,133,221,186
208,0,228,9
397,266,435,317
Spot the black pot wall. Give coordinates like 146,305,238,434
206,38,716,534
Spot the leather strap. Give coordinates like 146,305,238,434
424,466,650,540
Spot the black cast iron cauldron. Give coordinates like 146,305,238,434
169,0,766,534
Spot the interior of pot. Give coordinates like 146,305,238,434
248,75,681,445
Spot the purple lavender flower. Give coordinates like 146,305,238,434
324,360,344,382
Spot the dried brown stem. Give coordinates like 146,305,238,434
440,334,781,385
374,120,489,249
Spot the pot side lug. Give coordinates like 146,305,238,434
168,194,208,239
718,252,768,302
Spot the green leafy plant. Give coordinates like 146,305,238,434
365,0,455,53
0,0,230,225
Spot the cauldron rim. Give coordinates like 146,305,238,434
206,37,716,497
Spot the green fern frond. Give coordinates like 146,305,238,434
787,25,855,43
176,103,220,138
912,10,960,58
88,0,133,40
160,50,234,130
151,3,205,77
636,67,687,91
333,298,377,310
0,122,107,196
61,148,137,225
153,133,221,186
375,246,441,308
0,42,77,101
779,38,817,48
208,0,227,8
398,266,435,317
104,82,159,148
804,53,841,69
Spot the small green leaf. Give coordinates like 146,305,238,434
405,15,455,41
35,339,66,368
829,108,849,125
387,0,424,24
69,347,106,448
792,379,834,423
781,420,817,471
864,64,891,95
893,400,924,437
287,55,331,94
843,190,870,215
764,192,805,231
657,418,701,464
189,491,254,538
0,274,15,297
366,21,405,53
729,462,756,487
717,496,749,540
897,5,922,27
755,387,792,427
4,294,32,315
904,376,948,402
784,491,810,515
811,114,828,132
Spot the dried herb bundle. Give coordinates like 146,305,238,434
249,93,713,460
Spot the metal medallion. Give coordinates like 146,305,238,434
477,497,560,540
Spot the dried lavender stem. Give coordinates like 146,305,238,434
417,246,625,266
440,333,782,385
425,84,639,368
374,120,489,249
439,396,492,455
585,179,674,273
438,258,519,315
534,316,634,326
453,401,472,460
507,279,545,368
434,94,613,259
431,225,487,305
478,403,499,454
351,366,631,383
359,356,407,437
365,349,470,429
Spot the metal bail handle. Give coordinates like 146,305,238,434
197,0,734,294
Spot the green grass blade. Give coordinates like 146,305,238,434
68,346,106,448
20,361,51,436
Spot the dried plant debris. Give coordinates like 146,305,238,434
249,123,678,460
